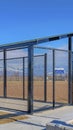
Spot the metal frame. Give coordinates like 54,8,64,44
0,33,73,114
44,53,47,102
28,46,33,114
53,50,55,108
3,49,7,98
23,57,25,100
68,37,72,104
0,33,73,50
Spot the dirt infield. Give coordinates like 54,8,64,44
0,80,68,103
0,111,28,124
34,80,68,103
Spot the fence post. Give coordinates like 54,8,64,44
28,45,33,114
3,49,7,98
53,50,55,108
44,53,47,102
23,57,25,100
68,37,72,104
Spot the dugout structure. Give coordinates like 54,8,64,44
0,33,73,114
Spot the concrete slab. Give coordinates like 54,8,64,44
0,102,73,130
0,98,55,111
46,123,73,130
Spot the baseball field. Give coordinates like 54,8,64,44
0,79,68,104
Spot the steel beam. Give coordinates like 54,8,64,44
68,37,72,104
23,57,25,100
28,46,33,114
44,53,47,102
0,33,73,51
53,50,55,108
3,49,7,98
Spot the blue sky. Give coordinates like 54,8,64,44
0,0,73,46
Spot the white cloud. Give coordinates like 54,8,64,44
7,49,28,58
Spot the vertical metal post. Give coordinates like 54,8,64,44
23,57,25,100
3,49,7,98
53,50,55,108
44,53,47,102
68,37,72,104
28,45,33,114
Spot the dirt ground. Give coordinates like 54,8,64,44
0,80,68,103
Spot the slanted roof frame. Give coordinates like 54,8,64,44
0,33,73,51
